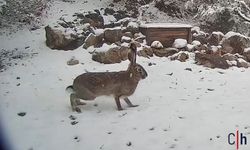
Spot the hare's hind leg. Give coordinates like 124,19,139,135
124,97,139,107
70,93,84,113
115,96,123,111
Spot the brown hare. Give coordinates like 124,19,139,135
67,43,148,112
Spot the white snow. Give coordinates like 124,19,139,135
187,44,195,51
173,39,188,49
151,41,163,49
127,21,138,28
121,36,131,41
191,40,201,47
1,1,250,150
140,23,192,28
212,31,224,36
94,29,104,36
224,31,248,39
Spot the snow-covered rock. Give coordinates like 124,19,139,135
121,36,132,43
221,31,250,54
243,47,250,62
92,46,129,64
104,28,123,43
170,52,189,62
195,52,229,69
151,41,163,49
172,39,187,49
237,58,249,68
191,40,201,47
45,25,84,50
153,47,178,57
207,32,224,46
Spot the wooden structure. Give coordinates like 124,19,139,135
139,23,192,47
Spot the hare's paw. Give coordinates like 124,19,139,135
129,104,139,107
75,107,82,113
117,107,124,111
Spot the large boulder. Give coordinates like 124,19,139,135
104,28,123,43
207,32,224,46
195,52,229,69
45,26,84,50
221,32,250,55
92,46,129,64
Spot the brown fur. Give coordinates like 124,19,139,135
68,43,147,112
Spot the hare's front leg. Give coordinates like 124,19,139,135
124,97,139,107
115,96,123,111
70,93,85,113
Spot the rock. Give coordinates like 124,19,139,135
121,36,132,43
83,33,97,49
153,48,178,57
243,47,250,62
126,21,139,34
221,32,250,55
123,32,133,38
17,112,26,117
172,39,187,49
191,40,201,47
222,53,237,61
237,58,249,68
192,30,209,44
67,57,79,66
104,8,115,15
207,32,224,46
170,52,189,62
151,41,163,49
195,52,229,69
206,45,222,55
92,46,130,64
187,44,195,52
78,11,104,28
138,46,153,58
45,26,84,50
113,10,128,21
104,28,122,43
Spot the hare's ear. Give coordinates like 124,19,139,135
128,43,137,65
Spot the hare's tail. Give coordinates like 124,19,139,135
66,85,74,93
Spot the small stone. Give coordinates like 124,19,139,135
93,103,98,107
16,83,21,86
149,127,155,131
207,88,215,91
71,121,78,125
185,68,192,71
67,57,79,66
126,141,132,146
17,112,26,117
16,77,20,80
107,132,112,134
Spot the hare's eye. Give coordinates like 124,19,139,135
136,67,142,72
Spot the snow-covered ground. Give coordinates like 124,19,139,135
1,1,250,150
